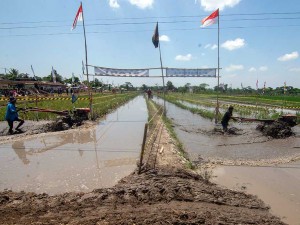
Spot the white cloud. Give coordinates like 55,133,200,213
204,43,217,50
109,0,120,8
129,0,154,9
277,51,299,62
199,0,241,11
259,66,268,71
249,67,256,72
175,54,193,61
289,68,300,72
211,44,218,50
159,35,170,42
249,66,268,72
225,64,244,72
221,38,245,51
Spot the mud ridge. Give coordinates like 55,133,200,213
0,167,285,225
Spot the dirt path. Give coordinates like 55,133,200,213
0,100,286,224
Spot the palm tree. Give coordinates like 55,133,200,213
6,68,19,80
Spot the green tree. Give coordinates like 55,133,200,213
184,83,191,92
64,76,80,84
121,82,133,90
166,81,175,91
141,84,148,91
43,69,63,83
6,68,19,80
199,83,209,91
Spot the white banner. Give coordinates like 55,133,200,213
94,67,149,77
166,68,216,77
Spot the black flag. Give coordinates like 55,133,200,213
152,22,159,48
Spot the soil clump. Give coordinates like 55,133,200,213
256,121,294,138
0,167,285,225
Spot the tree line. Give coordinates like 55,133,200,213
141,81,300,96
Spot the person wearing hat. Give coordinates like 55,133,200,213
5,97,24,134
221,105,236,132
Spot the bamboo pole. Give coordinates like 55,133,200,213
81,2,93,119
215,10,220,124
138,123,148,174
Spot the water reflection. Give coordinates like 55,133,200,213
12,141,30,165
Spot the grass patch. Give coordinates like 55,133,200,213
0,92,138,121
150,100,195,169
159,94,217,121
174,93,300,108
164,93,291,120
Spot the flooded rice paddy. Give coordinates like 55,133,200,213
154,96,300,224
154,97,300,165
1,94,299,224
0,96,147,195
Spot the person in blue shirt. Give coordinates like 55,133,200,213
5,97,24,134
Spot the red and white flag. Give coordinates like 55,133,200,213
72,3,83,30
201,9,219,27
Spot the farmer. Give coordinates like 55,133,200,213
147,89,152,99
5,97,24,134
221,106,236,132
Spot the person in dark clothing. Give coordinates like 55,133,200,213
147,89,152,99
221,106,235,132
5,97,24,134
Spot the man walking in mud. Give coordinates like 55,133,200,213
221,106,236,132
147,89,152,99
5,97,25,134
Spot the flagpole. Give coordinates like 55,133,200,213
158,36,166,116
215,9,220,124
81,2,93,117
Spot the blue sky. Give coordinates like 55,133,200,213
1,0,300,88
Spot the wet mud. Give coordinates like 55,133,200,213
257,121,295,138
0,167,284,225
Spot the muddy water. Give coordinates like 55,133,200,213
155,97,300,224
154,97,300,164
212,162,300,225
0,96,147,195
